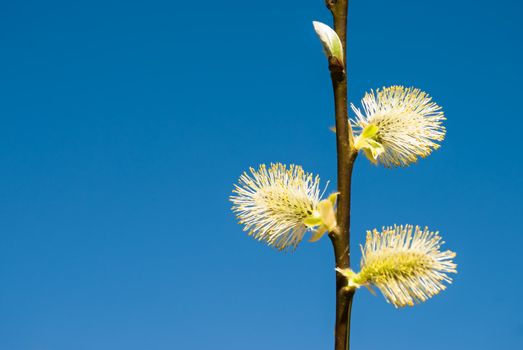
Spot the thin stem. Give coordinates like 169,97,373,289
324,0,357,350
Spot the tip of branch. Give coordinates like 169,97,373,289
325,0,337,10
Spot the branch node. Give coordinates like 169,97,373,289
328,56,345,82
341,286,356,295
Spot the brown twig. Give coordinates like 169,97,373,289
324,0,358,349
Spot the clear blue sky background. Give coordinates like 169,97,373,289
1,0,522,349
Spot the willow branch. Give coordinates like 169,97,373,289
325,0,357,350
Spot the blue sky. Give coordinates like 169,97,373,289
1,0,522,349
